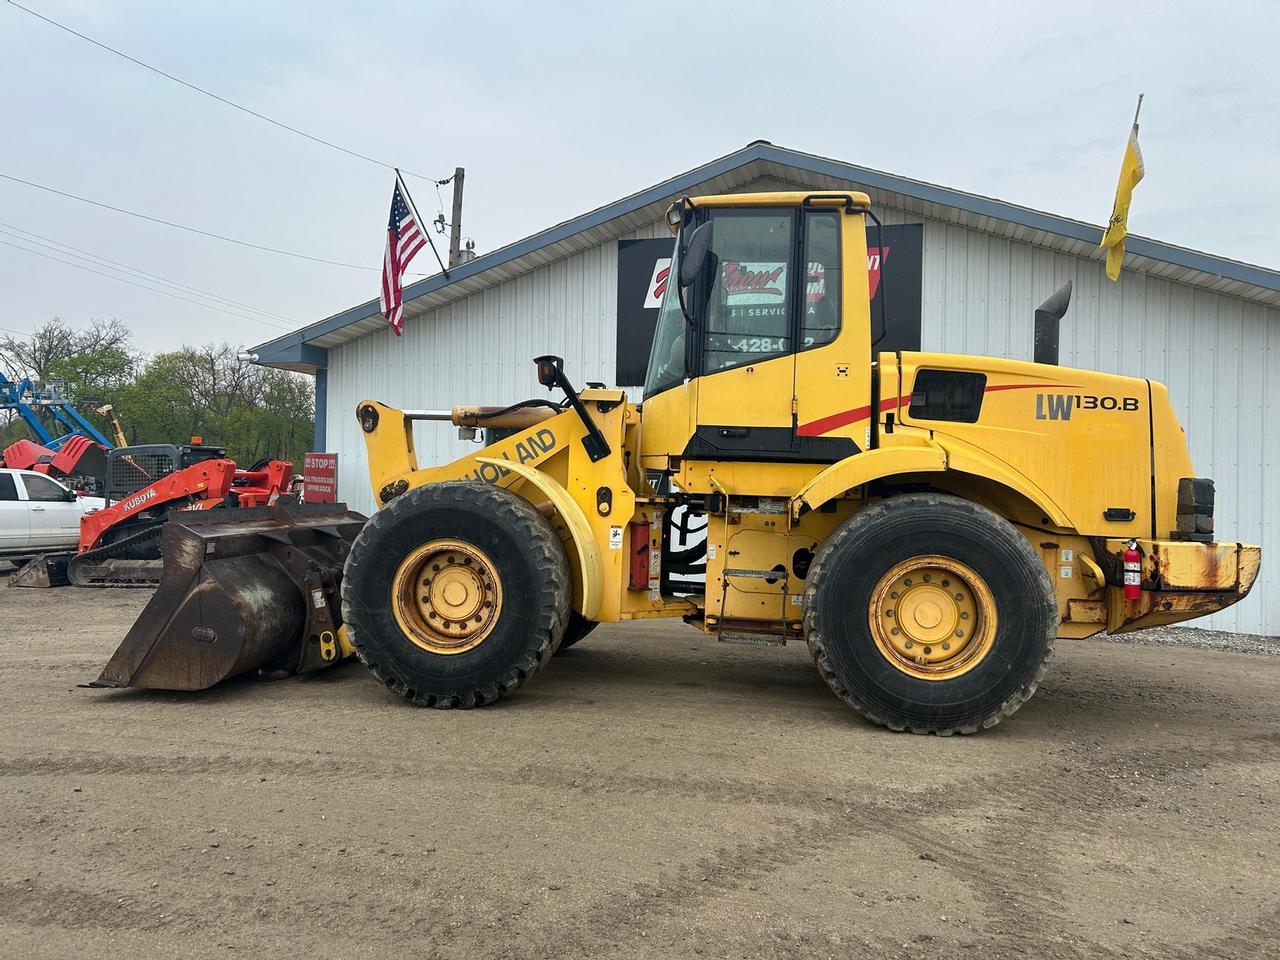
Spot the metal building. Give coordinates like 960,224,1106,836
251,142,1280,634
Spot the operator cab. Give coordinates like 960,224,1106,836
639,192,876,473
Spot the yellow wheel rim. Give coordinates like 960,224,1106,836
868,555,997,681
391,539,503,655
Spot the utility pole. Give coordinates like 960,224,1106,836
448,166,465,269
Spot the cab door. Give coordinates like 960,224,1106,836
689,202,871,463
689,207,798,459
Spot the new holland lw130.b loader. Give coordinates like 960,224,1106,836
94,191,1259,734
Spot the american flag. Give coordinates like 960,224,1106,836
380,180,426,335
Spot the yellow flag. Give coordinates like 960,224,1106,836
1100,123,1144,280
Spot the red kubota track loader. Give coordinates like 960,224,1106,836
65,441,295,586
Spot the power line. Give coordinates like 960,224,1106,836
0,220,298,325
0,171,379,270
0,237,294,329
4,0,453,185
0,172,432,277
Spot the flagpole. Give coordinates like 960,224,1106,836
1132,93,1145,128
396,168,450,279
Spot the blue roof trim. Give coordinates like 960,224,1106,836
255,335,326,370
252,142,1280,357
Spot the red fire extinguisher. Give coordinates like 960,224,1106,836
1123,539,1142,600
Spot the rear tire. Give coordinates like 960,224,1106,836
341,482,570,708
804,493,1056,735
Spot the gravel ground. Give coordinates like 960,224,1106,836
1106,624,1280,656
2,584,1278,960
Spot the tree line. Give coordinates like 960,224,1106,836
0,319,314,469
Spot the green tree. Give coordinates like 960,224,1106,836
116,344,314,468
0,321,314,469
0,318,136,447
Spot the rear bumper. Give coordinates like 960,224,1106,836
1105,538,1262,634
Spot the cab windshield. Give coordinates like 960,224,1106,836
643,235,686,398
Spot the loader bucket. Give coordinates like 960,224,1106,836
85,499,367,691
8,554,69,588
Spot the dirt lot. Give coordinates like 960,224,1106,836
2,584,1278,960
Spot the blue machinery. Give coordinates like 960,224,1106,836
0,373,114,450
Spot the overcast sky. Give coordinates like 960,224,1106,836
1,0,1277,355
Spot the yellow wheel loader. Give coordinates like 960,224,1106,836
92,191,1260,734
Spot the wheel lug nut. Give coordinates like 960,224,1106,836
923,646,932,655
891,628,900,636
942,641,951,650
891,591,899,599
954,593,963,601
955,629,964,638
904,640,913,649
942,579,950,587
886,610,894,618
904,578,912,585
960,612,969,620
922,574,931,582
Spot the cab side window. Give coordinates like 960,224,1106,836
802,211,842,349
23,474,68,502
0,474,17,501
702,210,794,373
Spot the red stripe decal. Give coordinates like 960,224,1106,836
797,395,905,437
796,381,1080,438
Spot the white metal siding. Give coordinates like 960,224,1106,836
327,207,1277,636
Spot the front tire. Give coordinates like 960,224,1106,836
341,482,570,708
804,493,1056,735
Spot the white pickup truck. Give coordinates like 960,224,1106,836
0,468,106,555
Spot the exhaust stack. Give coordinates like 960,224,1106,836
1033,281,1073,366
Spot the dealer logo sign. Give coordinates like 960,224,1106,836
641,252,888,310
643,259,672,309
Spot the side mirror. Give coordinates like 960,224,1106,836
65,490,78,502
679,222,714,288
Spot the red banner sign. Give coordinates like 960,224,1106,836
303,452,337,503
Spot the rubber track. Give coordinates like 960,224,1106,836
802,492,1057,736
66,523,164,588
340,482,570,709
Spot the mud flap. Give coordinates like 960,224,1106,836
84,500,366,691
